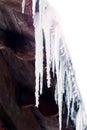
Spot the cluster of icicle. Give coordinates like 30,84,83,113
22,0,87,130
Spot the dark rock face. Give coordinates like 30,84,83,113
0,1,74,130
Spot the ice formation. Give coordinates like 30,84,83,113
22,0,87,130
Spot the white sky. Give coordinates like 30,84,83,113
49,0,87,113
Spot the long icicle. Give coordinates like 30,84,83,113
55,26,63,130
33,0,43,107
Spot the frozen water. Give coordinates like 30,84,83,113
22,0,87,130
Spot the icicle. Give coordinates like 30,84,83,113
43,28,51,88
22,0,26,14
42,1,52,88
38,0,43,95
55,27,63,130
33,0,43,106
76,105,83,130
32,0,37,16
65,69,72,126
63,58,73,126
67,73,72,126
58,63,63,130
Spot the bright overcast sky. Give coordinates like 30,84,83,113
49,0,87,113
